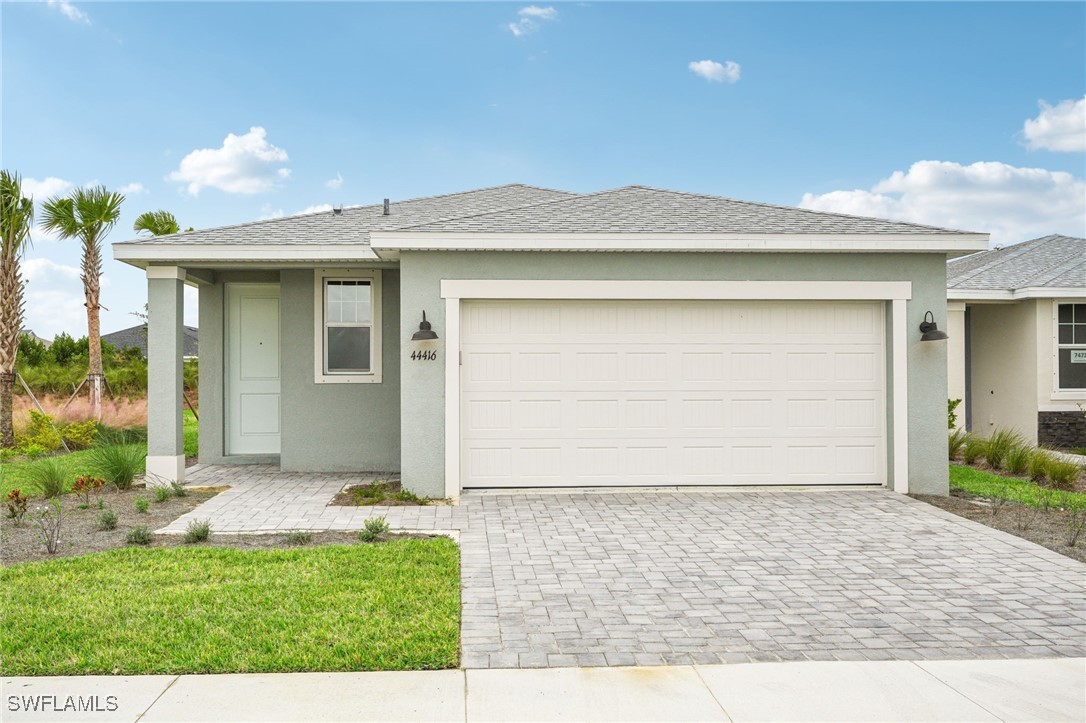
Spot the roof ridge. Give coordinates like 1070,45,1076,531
948,234,1079,287
115,183,575,244
623,184,973,234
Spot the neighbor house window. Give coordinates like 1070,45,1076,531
1056,302,1086,390
314,269,382,383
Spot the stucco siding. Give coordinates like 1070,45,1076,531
278,268,402,472
399,251,951,497
969,301,1039,444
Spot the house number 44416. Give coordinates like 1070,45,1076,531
411,350,438,361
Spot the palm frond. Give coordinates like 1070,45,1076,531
133,209,181,236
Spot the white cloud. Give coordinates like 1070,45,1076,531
258,205,284,221
1022,96,1086,152
295,204,334,216
21,258,111,339
688,59,741,84
800,160,1086,246
23,257,81,283
168,127,291,196
325,173,344,190
118,182,147,195
45,0,90,24
507,5,557,36
22,176,73,201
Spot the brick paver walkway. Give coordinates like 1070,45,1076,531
167,466,1086,669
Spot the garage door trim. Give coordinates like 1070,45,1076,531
441,280,913,498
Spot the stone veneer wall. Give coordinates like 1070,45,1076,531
1038,411,1086,449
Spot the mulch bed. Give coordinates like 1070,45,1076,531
2,486,223,566
914,490,1086,564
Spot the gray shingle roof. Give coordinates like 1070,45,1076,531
393,185,972,235
947,234,1086,291
103,324,199,357
115,185,574,246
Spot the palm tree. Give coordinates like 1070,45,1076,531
0,171,34,447
40,185,125,421
133,209,180,237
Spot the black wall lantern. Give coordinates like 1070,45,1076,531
919,311,948,341
411,311,439,341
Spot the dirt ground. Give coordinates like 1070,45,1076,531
915,490,1086,564
1,486,222,565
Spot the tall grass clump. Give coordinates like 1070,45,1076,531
1028,448,1054,483
1005,444,1032,476
24,457,68,498
984,428,1025,470
962,437,987,465
948,428,970,460
90,444,145,490
1045,459,1083,490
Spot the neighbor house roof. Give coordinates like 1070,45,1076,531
947,234,1086,300
113,183,988,266
103,324,199,358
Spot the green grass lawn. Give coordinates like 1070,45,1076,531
0,411,198,498
950,464,1086,507
1,539,460,675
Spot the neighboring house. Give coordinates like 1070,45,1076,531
19,329,51,348
113,184,987,495
947,234,1086,448
103,323,199,359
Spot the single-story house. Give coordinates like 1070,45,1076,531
947,234,1086,448
19,329,51,348
113,184,988,496
102,323,199,359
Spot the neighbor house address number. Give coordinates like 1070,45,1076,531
411,350,438,361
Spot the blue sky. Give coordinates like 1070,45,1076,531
4,1,1084,339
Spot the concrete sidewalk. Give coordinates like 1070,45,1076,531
4,658,1084,722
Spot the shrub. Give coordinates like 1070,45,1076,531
153,486,172,503
984,429,1024,471
284,530,311,546
96,508,118,531
61,419,98,450
1028,449,1054,482
90,444,145,490
0,447,17,462
1045,459,1082,490
31,499,63,554
1005,445,1032,476
948,398,962,430
25,457,68,498
948,429,970,460
125,526,153,545
359,516,390,543
17,410,64,453
19,443,47,460
170,480,187,498
134,497,150,514
183,519,211,543
72,475,106,507
5,489,29,525
962,437,987,465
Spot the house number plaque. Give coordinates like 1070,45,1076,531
411,350,438,361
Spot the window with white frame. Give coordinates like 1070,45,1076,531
1056,302,1086,390
314,269,382,383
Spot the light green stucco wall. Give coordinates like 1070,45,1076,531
398,251,951,498
969,301,1039,444
196,269,401,471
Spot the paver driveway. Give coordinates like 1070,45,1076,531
172,467,1086,669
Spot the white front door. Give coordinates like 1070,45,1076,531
226,284,281,455
460,299,886,488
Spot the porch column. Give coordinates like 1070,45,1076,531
146,266,186,484
947,301,967,431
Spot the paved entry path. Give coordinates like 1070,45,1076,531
167,466,1086,670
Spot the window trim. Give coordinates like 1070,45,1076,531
313,269,382,384
1053,300,1086,395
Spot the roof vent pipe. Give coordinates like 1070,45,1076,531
383,198,390,216
332,206,343,216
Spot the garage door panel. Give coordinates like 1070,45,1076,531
462,300,885,487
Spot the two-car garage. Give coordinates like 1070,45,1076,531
459,297,887,489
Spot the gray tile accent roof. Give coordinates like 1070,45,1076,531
103,324,199,357
394,185,973,235
115,184,575,246
947,234,1086,291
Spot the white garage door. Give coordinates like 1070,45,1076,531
460,299,886,488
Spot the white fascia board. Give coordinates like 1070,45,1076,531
370,231,990,254
441,279,912,301
113,243,380,265
948,287,1086,301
